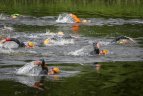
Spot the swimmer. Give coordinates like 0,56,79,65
26,41,35,48
56,13,90,23
56,32,72,39
48,67,60,75
93,42,101,54
43,32,73,46
11,14,20,19
34,59,48,75
111,36,135,45
34,59,60,75
92,42,109,55
55,31,72,39
43,39,51,45
0,37,35,48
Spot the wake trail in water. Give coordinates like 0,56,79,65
68,45,92,56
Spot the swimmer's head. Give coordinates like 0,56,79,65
100,49,109,55
57,31,64,36
27,41,35,47
43,39,50,45
52,67,60,73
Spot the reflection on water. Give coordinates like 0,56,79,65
0,62,143,96
0,15,142,96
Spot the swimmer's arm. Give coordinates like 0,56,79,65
128,37,136,43
124,36,135,43
0,39,6,44
33,61,41,66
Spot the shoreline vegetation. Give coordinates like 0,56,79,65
0,0,143,18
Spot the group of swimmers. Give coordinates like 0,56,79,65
0,35,135,76
0,31,73,49
0,13,136,76
0,33,66,75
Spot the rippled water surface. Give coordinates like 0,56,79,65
0,14,143,96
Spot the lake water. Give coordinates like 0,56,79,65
0,0,143,96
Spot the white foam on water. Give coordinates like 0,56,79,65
56,13,75,23
0,49,15,54
68,45,92,56
16,62,42,76
45,39,74,46
2,41,19,49
0,45,15,54
54,39,74,45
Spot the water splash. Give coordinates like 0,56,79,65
68,45,92,56
16,62,42,76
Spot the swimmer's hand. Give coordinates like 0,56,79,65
34,61,42,65
48,70,54,75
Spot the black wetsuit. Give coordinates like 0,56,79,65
93,47,100,54
40,66,48,75
6,38,25,47
39,59,48,75
91,43,100,55
111,36,129,43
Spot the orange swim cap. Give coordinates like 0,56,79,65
27,41,35,47
101,49,109,55
52,67,60,73
70,14,81,23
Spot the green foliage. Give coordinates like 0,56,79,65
0,0,143,18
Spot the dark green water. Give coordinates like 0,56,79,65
0,62,143,96
14,24,143,38
0,0,143,18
